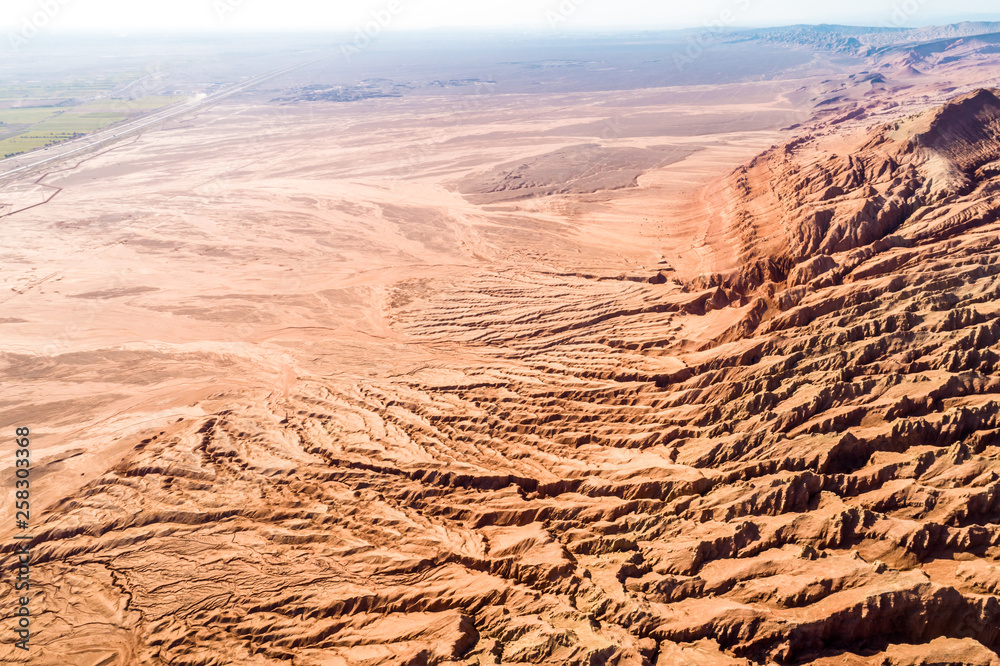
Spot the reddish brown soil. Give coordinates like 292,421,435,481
3,32,1000,666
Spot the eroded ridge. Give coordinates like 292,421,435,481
4,91,1000,665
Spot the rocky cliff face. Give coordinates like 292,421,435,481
4,89,1000,666
723,89,1000,290
624,87,1000,662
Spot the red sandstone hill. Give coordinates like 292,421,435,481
714,88,1000,297
5,85,1000,666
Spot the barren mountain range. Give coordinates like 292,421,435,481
3,24,1000,666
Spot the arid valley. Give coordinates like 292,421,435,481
3,22,1000,666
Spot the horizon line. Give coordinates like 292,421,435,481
5,19,1000,37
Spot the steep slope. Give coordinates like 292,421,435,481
721,88,1000,293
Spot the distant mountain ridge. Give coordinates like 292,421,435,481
723,21,1000,55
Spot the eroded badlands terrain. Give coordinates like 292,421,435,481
3,28,1000,665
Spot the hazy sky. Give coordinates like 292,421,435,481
1,0,998,34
